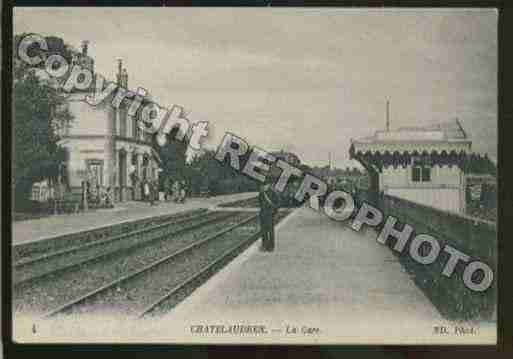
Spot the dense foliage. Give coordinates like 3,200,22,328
13,34,74,208
156,136,258,196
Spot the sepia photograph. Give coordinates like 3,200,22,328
9,7,497,345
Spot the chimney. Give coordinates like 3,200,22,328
81,40,89,56
122,68,128,88
116,59,123,86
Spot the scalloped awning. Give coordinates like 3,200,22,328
349,145,493,173
348,119,481,171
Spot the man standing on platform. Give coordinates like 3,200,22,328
152,180,159,205
164,177,172,201
143,180,150,203
172,180,181,203
258,181,280,252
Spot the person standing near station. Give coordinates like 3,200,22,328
258,181,280,252
172,180,181,203
149,180,156,206
164,177,171,201
154,179,160,205
169,179,175,202
180,180,187,203
143,180,150,204
105,186,114,208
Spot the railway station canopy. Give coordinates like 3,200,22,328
349,119,495,174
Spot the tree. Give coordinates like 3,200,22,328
13,34,74,207
167,147,259,195
156,130,189,186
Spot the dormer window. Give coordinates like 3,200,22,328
412,156,431,182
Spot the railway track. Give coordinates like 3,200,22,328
13,208,208,263
138,228,264,318
13,210,235,285
13,211,258,314
13,208,292,318
43,214,264,318
38,213,288,318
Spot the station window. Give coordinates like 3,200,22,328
412,157,431,183
32,186,40,201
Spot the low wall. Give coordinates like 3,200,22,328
356,189,497,321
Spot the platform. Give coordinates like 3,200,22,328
17,205,496,344
150,206,496,344
12,192,257,245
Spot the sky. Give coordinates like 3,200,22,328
14,7,498,168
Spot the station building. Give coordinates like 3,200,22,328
349,119,489,214
56,42,161,202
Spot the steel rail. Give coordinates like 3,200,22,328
14,210,208,268
43,214,258,318
13,208,207,260
137,230,262,318
14,211,235,286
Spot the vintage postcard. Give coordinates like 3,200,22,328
10,7,497,345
